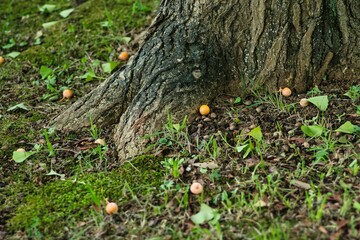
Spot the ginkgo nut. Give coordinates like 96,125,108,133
118,51,129,61
62,89,74,99
299,98,309,107
105,202,118,215
190,182,203,195
199,105,210,116
281,87,292,97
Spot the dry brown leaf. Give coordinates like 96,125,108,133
245,158,260,167
192,161,219,169
290,180,311,190
290,137,306,143
77,221,86,227
318,226,328,234
254,200,269,207
337,219,349,230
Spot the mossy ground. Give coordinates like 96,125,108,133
7,156,163,239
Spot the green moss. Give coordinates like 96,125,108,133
7,155,163,237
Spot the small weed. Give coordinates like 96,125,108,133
235,126,266,159
344,85,360,102
161,157,186,178
145,114,191,155
89,114,100,139
43,128,56,157
252,90,296,113
306,85,322,96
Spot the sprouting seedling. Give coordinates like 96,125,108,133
12,144,42,163
43,128,56,157
248,126,263,142
13,148,35,163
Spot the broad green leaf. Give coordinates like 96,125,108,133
39,4,57,13
234,97,242,104
307,96,328,111
6,51,20,58
335,121,359,134
301,125,323,138
42,21,60,29
39,65,53,79
12,151,35,163
248,126,263,141
101,61,119,74
191,203,216,225
59,8,74,18
7,103,30,111
80,69,96,82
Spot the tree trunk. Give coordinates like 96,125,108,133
52,0,360,159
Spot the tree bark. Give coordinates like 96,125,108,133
52,0,360,159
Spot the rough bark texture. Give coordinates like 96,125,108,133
53,0,360,159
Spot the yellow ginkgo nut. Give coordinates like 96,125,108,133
105,202,118,215
281,87,292,97
199,105,210,116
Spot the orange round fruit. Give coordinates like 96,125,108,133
190,182,203,195
0,56,5,65
105,202,118,215
62,89,74,99
118,51,129,61
281,87,292,97
199,105,210,116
